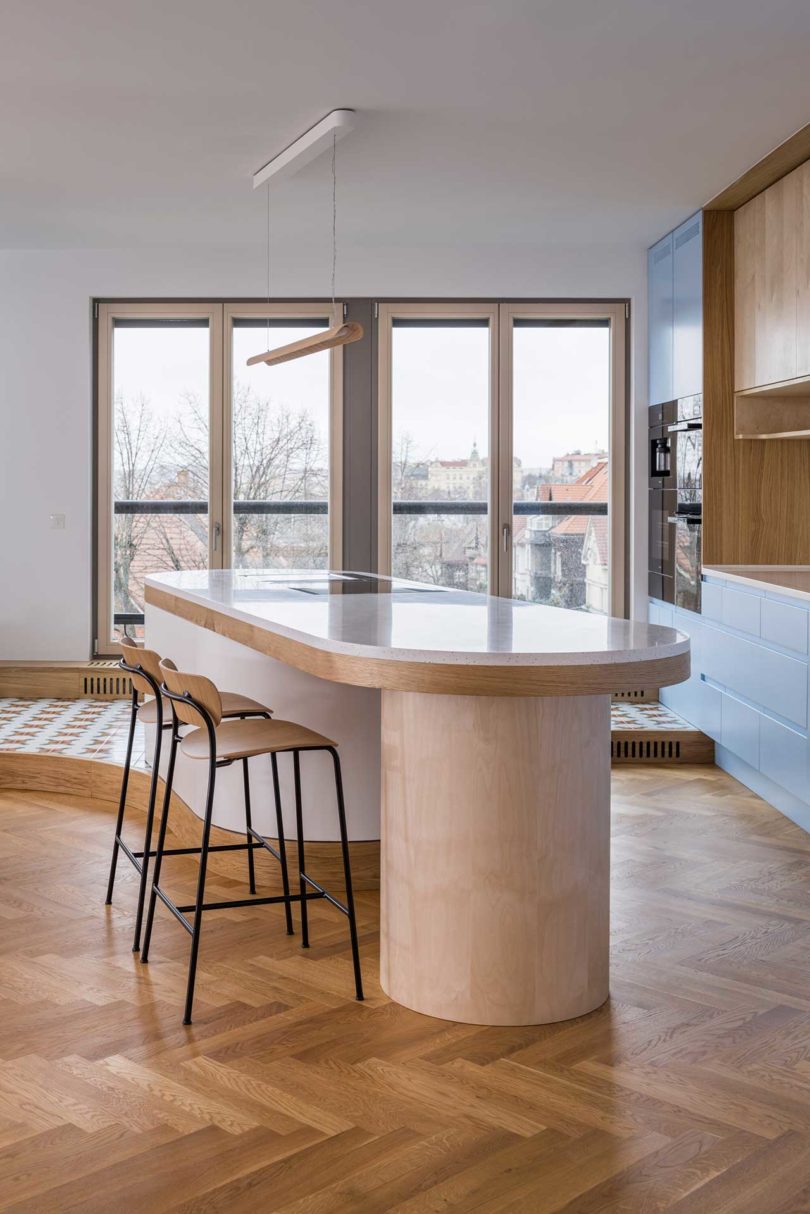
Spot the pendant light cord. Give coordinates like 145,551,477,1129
266,184,271,350
331,130,337,322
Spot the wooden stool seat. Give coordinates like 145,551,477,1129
180,717,335,762
138,690,272,725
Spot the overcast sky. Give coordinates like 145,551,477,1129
114,320,609,478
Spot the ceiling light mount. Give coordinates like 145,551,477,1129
252,109,356,190
247,110,363,369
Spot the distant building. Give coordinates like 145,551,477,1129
425,442,488,499
550,451,606,484
513,458,608,609
399,443,522,502
582,515,609,613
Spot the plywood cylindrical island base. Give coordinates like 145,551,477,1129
380,689,611,1026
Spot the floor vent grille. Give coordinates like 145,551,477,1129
612,688,656,701
611,738,682,762
82,663,131,699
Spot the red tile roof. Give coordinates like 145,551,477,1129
546,460,608,536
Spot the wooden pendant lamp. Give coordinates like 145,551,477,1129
248,110,363,369
246,319,363,368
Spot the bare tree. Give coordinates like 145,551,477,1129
113,394,167,615
113,383,333,621
231,384,327,566
168,383,329,568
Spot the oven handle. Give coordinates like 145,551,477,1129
667,420,702,433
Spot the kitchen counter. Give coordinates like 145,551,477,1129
145,569,689,1027
703,565,810,603
144,569,688,694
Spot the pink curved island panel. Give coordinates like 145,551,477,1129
145,569,689,1027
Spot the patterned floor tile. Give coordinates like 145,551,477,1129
610,701,695,731
0,699,149,769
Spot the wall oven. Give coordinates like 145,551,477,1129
649,395,702,612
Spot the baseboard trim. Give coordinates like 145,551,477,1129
0,751,381,889
715,745,810,833
0,661,131,700
611,730,714,764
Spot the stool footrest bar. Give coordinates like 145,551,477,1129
301,870,350,917
117,838,143,873
117,840,264,864
174,891,325,913
154,886,194,935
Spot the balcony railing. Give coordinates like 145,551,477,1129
114,499,608,516
113,498,608,625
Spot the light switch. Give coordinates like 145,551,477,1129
49,513,66,530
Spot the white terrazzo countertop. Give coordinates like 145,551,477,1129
703,566,810,603
145,569,688,669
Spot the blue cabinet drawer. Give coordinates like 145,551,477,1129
759,716,809,803
701,581,723,622
700,680,723,741
699,626,808,728
762,598,809,655
720,693,760,768
721,586,761,637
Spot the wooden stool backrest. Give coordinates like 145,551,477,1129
119,638,162,698
159,659,223,729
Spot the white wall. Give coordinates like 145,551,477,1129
0,243,647,660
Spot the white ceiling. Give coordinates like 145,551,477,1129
2,0,810,256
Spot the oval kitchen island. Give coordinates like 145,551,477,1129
145,569,689,1027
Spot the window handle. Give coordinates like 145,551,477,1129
502,523,511,552
213,520,222,552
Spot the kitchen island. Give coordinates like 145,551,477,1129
145,569,689,1026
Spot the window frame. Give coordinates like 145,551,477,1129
377,302,500,591
377,300,627,613
222,301,344,576
96,301,224,655
95,300,344,655
498,301,626,613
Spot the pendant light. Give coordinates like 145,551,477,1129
248,111,363,368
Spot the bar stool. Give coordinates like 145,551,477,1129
141,660,364,1025
106,638,273,952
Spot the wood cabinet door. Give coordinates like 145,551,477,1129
798,160,810,379
735,169,799,390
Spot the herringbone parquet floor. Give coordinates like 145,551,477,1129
0,766,808,1211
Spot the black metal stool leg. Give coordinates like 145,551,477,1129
329,747,364,1001
105,688,138,905
140,731,178,964
183,756,217,1025
271,752,294,935
242,758,257,895
292,750,309,948
131,714,163,952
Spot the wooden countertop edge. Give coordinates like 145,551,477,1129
144,584,690,697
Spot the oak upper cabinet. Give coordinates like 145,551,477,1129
798,159,810,379
648,233,674,405
672,212,703,400
735,166,800,391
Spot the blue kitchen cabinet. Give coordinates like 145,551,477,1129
650,575,810,831
648,211,702,406
648,233,674,406
672,213,703,400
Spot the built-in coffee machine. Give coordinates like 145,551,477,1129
648,394,702,613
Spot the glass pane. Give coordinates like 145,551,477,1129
511,321,610,612
231,320,331,569
391,321,490,589
112,322,210,627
